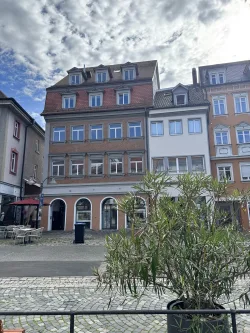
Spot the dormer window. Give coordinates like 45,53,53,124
96,71,108,83
175,94,187,106
210,72,225,85
123,68,135,81
70,74,81,85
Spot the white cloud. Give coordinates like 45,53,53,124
30,111,46,129
0,0,250,97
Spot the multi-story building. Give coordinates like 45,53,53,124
148,70,211,200
199,60,250,230
41,61,159,231
0,91,45,222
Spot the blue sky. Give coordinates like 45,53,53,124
0,0,250,128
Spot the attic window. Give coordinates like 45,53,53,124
123,68,135,81
175,94,187,106
70,74,81,85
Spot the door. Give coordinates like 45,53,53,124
102,198,117,229
51,199,65,230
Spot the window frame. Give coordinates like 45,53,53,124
71,125,84,142
52,126,66,142
13,121,20,139
89,156,104,176
212,96,227,116
188,118,202,134
210,72,225,85
109,123,122,139
117,90,130,105
69,74,81,85
234,94,249,114
152,158,165,172
96,71,108,83
214,130,230,145
35,139,40,153
10,149,18,175
90,124,103,141
240,163,250,182
51,159,65,177
236,129,250,144
168,156,188,174
70,157,84,176
169,120,183,135
123,68,135,81
129,156,144,174
216,164,233,182
89,93,103,107
191,156,205,173
128,122,142,138
174,94,187,106
150,121,164,136
33,164,38,180
62,95,76,109
109,156,124,175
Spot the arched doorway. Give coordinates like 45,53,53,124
102,198,118,229
75,198,92,229
126,197,146,228
51,199,66,230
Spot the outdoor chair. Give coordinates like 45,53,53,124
0,226,7,239
29,227,44,242
6,226,15,239
13,228,28,245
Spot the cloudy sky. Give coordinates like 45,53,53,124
0,0,250,128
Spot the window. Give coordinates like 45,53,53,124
109,123,122,139
123,69,134,80
71,158,84,176
219,73,225,84
63,95,75,108
130,157,143,173
117,91,130,105
129,122,142,138
237,130,250,144
217,165,233,182
71,126,84,141
33,165,38,179
110,157,123,174
213,97,226,115
234,95,248,113
76,199,91,227
10,151,18,174
96,72,107,83
169,120,182,135
152,158,164,172
13,121,20,139
70,74,80,85
35,139,40,152
240,164,250,181
53,127,65,142
188,119,201,134
211,73,217,85
52,160,65,177
175,94,186,106
151,121,164,136
215,131,229,145
89,94,102,107
210,72,225,85
90,125,103,140
90,157,103,175
168,157,187,174
191,156,204,172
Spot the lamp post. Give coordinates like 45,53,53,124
27,176,57,228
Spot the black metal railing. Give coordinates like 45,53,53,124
0,309,250,333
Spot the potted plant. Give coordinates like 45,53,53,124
96,172,250,333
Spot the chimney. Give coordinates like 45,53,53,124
192,68,197,85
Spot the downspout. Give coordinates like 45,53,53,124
144,107,150,171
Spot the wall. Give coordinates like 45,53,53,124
0,106,9,180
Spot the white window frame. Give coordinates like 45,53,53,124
109,157,123,174
168,157,187,174
234,94,249,114
89,93,103,107
35,139,40,153
240,163,250,182
53,127,66,142
236,128,250,144
188,118,202,134
69,74,81,85
152,158,165,172
62,95,76,109
191,156,205,173
51,159,65,177
128,122,142,138
212,96,227,116
90,157,104,175
33,164,38,180
90,125,103,141
150,121,164,136
10,152,17,173
169,120,183,135
123,68,135,81
109,123,122,139
214,130,230,145
96,71,108,83
70,158,84,176
210,72,225,85
129,156,143,173
174,94,187,106
117,90,130,105
216,164,233,182
71,125,84,141
13,121,20,139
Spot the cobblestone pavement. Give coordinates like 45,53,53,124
1,277,250,333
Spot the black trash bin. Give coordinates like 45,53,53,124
74,222,85,243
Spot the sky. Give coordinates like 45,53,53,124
0,0,250,128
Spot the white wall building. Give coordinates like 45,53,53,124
148,82,211,198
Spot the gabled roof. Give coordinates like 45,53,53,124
172,83,188,91
0,90,8,98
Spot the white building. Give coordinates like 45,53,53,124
148,80,211,198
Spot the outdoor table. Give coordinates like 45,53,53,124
21,228,36,243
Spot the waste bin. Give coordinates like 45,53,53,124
74,222,85,243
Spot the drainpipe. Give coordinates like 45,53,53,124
144,107,150,171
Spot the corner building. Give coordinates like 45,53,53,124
41,61,159,231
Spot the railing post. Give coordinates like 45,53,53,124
70,313,74,333
231,310,237,333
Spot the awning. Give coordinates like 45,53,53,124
9,198,49,206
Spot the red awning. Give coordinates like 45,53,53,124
9,198,49,206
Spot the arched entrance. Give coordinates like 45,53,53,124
126,197,146,228
51,199,66,230
75,198,92,229
102,198,118,229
